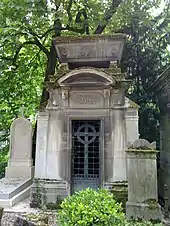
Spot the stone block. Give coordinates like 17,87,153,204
0,178,32,207
0,178,31,199
5,166,34,179
30,179,68,207
126,201,162,221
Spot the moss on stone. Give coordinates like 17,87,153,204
45,200,62,210
111,182,128,212
126,148,158,153
144,199,159,210
54,33,127,43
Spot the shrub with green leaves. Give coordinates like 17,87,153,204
57,188,126,226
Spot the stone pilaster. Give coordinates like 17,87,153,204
34,111,49,178
46,108,65,180
105,107,127,182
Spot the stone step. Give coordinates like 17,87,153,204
0,185,31,208
0,178,32,199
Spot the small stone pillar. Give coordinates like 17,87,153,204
126,139,162,221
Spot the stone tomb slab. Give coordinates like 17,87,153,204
0,178,32,207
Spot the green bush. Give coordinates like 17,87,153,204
0,145,9,179
58,188,126,226
57,188,163,226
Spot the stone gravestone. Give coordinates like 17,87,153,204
126,139,162,221
5,117,34,178
0,117,34,207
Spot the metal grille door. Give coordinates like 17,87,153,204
72,120,101,192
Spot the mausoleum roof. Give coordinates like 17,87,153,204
54,34,127,66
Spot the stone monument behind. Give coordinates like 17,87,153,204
5,117,34,178
126,139,162,221
0,117,34,207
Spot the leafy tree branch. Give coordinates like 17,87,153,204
94,0,122,34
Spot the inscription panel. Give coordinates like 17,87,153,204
70,92,104,108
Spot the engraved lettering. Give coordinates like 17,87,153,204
77,96,96,104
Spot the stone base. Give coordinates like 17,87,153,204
126,201,162,221
30,179,69,208
0,178,32,208
5,166,34,178
103,182,128,211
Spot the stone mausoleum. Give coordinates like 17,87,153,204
30,34,140,204
0,34,162,222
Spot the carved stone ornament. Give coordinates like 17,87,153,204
62,90,69,100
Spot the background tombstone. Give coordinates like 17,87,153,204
5,117,34,178
126,139,162,221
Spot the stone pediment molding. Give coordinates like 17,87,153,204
57,67,116,87
46,67,131,91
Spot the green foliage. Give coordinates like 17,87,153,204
58,188,125,226
0,145,9,178
115,1,170,142
0,0,169,145
57,188,162,226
